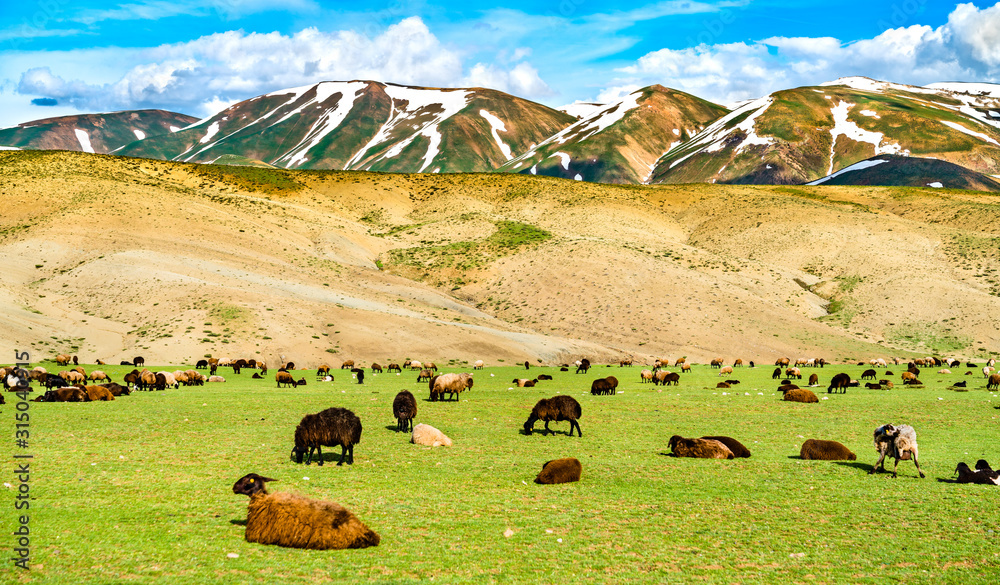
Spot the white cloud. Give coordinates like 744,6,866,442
14,17,557,118
612,2,1000,106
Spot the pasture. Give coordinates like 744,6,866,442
3,360,1000,583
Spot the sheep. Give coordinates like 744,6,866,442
808,373,819,386
156,371,178,389
102,382,130,397
786,367,802,380
351,368,365,385
652,370,670,385
667,436,734,459
674,357,686,367
591,378,613,395
429,373,473,402
417,369,435,383
640,369,653,383
782,388,819,403
186,370,205,385
710,358,724,368
55,354,72,366
701,436,751,458
340,360,355,370
575,359,590,374
901,371,918,383
523,395,582,436
523,360,530,370
861,369,877,380
828,373,851,393
411,423,452,447
291,407,362,466
662,372,680,386
172,370,190,386
195,359,208,369
724,379,741,385
865,383,881,389
392,391,417,433
733,359,743,367
472,360,484,370
800,439,856,461
953,380,967,388
619,357,633,367
387,363,402,373
535,458,582,484
536,374,553,381
716,382,730,389
409,360,423,371
952,462,1000,485
988,373,1000,391
775,357,790,367
43,387,87,402
317,365,331,377
370,363,383,373
84,385,115,401
870,424,925,478
772,367,782,380
232,473,379,550
514,378,538,388
426,362,439,372
276,371,297,388
777,383,799,393
60,370,85,385
718,366,733,376
133,356,145,368
208,375,226,383
938,369,951,375
680,363,691,374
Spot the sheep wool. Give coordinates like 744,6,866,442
233,473,380,550
701,436,751,458
799,439,856,461
411,423,452,447
668,436,734,459
535,458,582,484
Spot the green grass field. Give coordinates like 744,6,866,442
3,361,1000,583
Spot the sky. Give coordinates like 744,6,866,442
1,0,999,127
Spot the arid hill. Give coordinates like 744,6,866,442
2,150,998,366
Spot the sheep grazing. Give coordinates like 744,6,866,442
411,423,452,447
513,378,538,388
591,376,618,395
87,370,111,383
370,363,383,373
387,363,402,373
340,360,355,370
799,439,856,461
416,369,435,383
772,367,782,380
640,369,653,383
392,390,417,433
232,473,379,550
317,365,331,377
195,359,209,369
351,368,365,385
808,373,819,386
952,462,1000,485
535,458,582,484
575,359,590,374
782,388,819,403
291,407,363,466
870,424,925,478
680,363,691,374
523,395,582,437
276,371,297,388
988,373,1000,391
828,372,851,393
667,436,734,459
429,373,473,402
55,354,72,366
718,366,733,376
474,360,484,370
701,436,751,458
425,362,439,372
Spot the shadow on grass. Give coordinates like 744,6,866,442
832,461,876,472
230,519,247,526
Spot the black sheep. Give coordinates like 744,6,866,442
828,372,851,393
701,435,751,458
535,458,582,484
351,368,365,384
523,395,582,437
392,390,417,433
954,461,1000,485
291,407,363,466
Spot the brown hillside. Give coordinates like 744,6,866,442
1,150,998,367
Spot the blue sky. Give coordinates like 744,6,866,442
1,0,998,127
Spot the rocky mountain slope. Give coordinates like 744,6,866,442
807,154,1000,191
0,110,199,154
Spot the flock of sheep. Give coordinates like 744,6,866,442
8,351,999,552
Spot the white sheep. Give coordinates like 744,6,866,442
869,424,925,478
411,423,452,447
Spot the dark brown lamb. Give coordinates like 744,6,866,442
535,458,582,484
799,439,856,460
291,407,363,466
523,395,582,437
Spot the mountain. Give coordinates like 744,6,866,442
0,110,199,154
806,154,1000,191
115,80,575,173
497,85,728,184
649,77,1000,185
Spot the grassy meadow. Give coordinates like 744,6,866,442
3,360,1000,584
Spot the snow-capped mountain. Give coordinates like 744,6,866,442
498,85,727,184
648,77,1000,185
0,110,199,154
115,80,575,173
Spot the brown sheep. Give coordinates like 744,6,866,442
785,367,802,379
680,363,691,374
800,439,856,461
663,372,680,385
514,378,537,388
426,362,439,372
387,363,402,373
535,458,582,484
782,388,819,403
276,371,297,388
140,370,157,390
733,359,743,367
102,382,130,397
392,390,417,433
416,369,435,383
55,354,72,366
640,369,654,383
340,360,355,370
710,358,724,368
901,371,918,383
291,407,363,466
808,373,819,386
45,387,87,402
317,365,331,377
718,366,733,376
370,363,383,373
523,395,582,436
84,385,115,401
716,382,730,389
701,436,751,458
674,357,686,367
988,373,1000,391
232,473,379,550
537,374,553,381
775,357,790,367
429,373,474,401
668,436,734,459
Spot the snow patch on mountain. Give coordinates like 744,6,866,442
807,158,889,185
276,82,369,167
827,101,904,174
926,82,1000,98
549,151,570,170
821,77,938,96
170,126,181,133
74,129,95,153
559,101,605,119
666,96,775,170
133,129,146,140
479,110,513,161
199,121,220,144
941,120,1000,146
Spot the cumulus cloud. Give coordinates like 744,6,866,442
15,17,552,118
613,2,1000,106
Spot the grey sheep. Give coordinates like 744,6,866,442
870,423,925,478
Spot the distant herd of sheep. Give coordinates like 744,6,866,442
5,351,998,551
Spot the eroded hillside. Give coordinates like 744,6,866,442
1,150,998,366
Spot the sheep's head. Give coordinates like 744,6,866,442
522,417,536,435
233,473,276,497
668,435,682,451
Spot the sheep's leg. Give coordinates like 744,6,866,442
316,445,325,466
912,453,925,478
892,457,899,478
869,451,888,474
544,421,552,436
571,420,582,437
